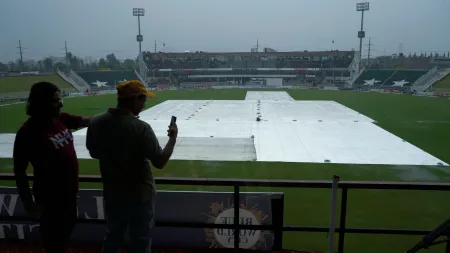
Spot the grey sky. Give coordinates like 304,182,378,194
1,0,449,62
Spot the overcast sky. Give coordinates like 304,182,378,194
1,0,449,62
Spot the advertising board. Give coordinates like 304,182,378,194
0,188,284,250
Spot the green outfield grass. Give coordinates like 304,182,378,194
0,75,73,93
434,73,450,88
1,89,450,253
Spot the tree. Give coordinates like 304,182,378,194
106,53,120,69
8,61,17,71
66,52,81,70
86,61,98,70
98,58,108,68
37,60,44,71
43,58,53,72
0,62,8,71
54,62,66,71
123,59,136,70
17,59,25,71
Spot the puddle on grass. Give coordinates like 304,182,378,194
393,165,441,181
201,161,220,173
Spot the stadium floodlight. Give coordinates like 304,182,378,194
133,8,145,55
133,8,145,16
356,2,369,11
356,2,369,72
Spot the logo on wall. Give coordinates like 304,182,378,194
203,198,269,249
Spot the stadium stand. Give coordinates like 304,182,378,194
76,70,140,90
433,72,450,89
141,51,356,87
0,74,73,97
353,69,427,90
142,51,354,70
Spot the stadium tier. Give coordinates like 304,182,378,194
143,51,354,70
353,69,428,90
143,51,355,86
76,70,140,89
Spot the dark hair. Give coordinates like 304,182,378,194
26,82,60,117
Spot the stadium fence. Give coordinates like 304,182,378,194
0,173,449,253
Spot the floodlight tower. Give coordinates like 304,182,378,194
356,2,369,68
133,8,145,55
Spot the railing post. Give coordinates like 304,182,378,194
234,184,240,252
272,197,284,250
338,188,348,253
328,175,340,253
446,234,450,253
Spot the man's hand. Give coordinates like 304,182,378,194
80,116,91,128
167,123,178,139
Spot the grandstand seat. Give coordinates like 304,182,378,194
77,70,139,89
353,69,428,90
353,70,395,87
382,70,428,87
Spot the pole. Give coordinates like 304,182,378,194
367,37,372,68
154,40,157,53
358,11,364,65
18,40,23,63
64,41,70,72
256,38,259,53
17,40,24,71
328,175,340,253
138,15,142,55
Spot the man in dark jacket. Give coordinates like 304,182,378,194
86,80,178,253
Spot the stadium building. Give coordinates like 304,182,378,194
141,50,356,88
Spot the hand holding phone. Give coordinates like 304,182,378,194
168,116,178,138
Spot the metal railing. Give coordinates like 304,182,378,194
1,173,450,253
69,69,91,89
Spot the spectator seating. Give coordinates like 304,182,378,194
353,70,428,90
77,70,139,89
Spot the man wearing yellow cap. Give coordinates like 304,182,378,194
86,80,178,253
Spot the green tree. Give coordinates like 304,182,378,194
0,62,8,71
106,53,120,69
8,61,17,71
43,58,54,72
98,58,108,68
54,62,66,70
123,59,136,70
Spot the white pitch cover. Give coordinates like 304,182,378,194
0,91,447,166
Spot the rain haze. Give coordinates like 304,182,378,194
1,0,450,252
1,0,449,61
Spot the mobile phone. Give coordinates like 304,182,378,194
170,116,177,126
168,116,177,137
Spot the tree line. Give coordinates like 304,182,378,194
0,52,138,73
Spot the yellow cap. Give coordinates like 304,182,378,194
116,80,156,99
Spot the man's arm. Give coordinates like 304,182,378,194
86,121,99,159
13,129,34,211
142,123,177,169
60,112,91,130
